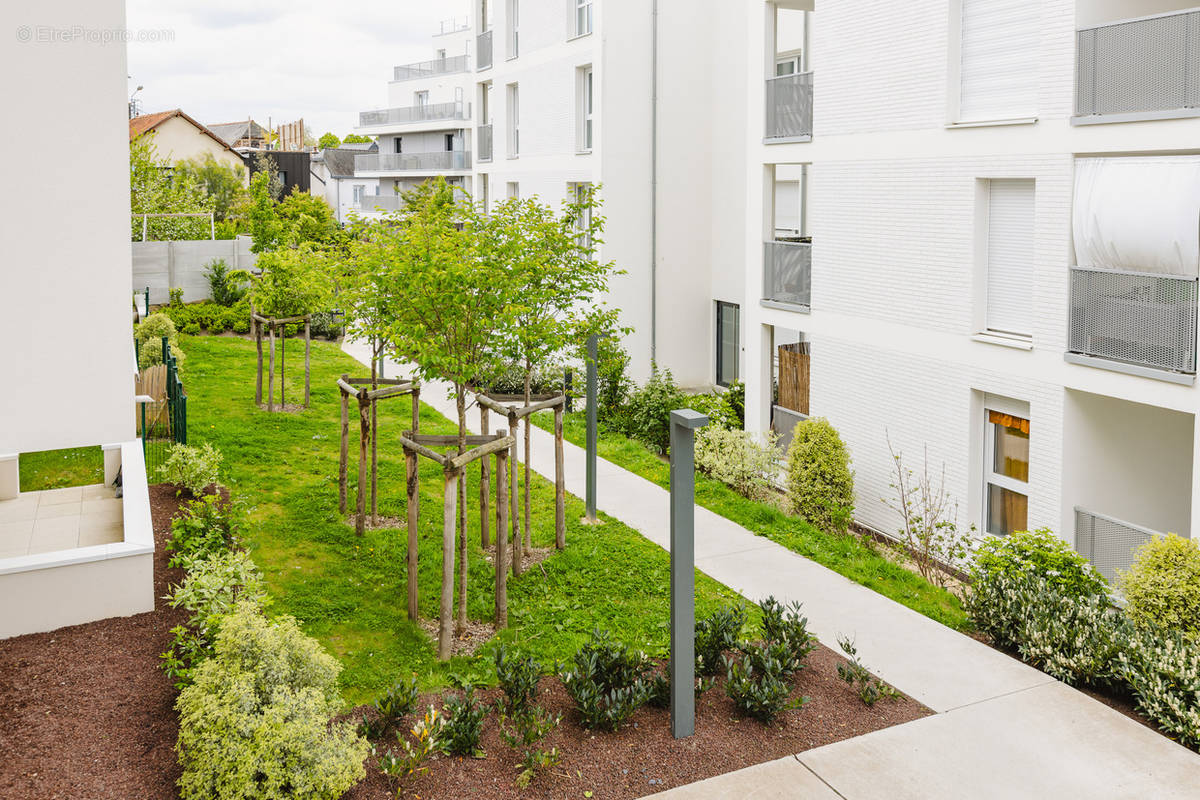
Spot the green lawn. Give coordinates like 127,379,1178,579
178,334,751,704
19,446,104,492
531,409,970,632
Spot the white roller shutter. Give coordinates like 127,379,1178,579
987,179,1036,337
960,0,1039,122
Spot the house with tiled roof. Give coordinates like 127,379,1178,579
129,109,247,179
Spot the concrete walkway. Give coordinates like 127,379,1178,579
343,341,1200,799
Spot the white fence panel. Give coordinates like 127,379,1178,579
131,238,257,304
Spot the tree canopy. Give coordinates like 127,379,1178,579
174,154,246,222
318,132,341,149
129,135,215,241
342,134,371,144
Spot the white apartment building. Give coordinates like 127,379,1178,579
743,0,1200,580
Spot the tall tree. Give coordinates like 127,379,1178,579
318,132,341,149
175,154,246,222
129,135,214,241
342,133,371,144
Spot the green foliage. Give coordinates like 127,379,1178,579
437,687,487,756
203,259,250,307
495,645,542,714
176,604,368,800
130,135,214,240
1118,628,1200,748
613,367,689,453
835,636,899,705
247,169,284,252
250,246,334,318
372,677,420,735
591,336,634,419
645,672,713,709
560,629,650,730
498,706,561,788
971,527,1107,600
170,287,185,307
723,653,805,723
683,390,740,431
724,380,745,427
309,311,344,341
135,313,185,368
167,494,243,569
158,442,223,496
785,417,855,535
695,426,780,501
377,707,442,789
175,154,246,222
695,605,746,676
1016,580,1130,687
1119,534,1200,640
276,191,343,251
756,596,817,674
342,133,371,144
318,132,341,149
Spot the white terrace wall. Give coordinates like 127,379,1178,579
132,238,258,304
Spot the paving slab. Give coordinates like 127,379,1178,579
643,756,841,800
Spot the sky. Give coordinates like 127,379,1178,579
126,0,469,139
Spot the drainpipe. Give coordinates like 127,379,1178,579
650,0,659,367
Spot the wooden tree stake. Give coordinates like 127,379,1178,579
523,413,532,550
406,444,419,620
508,409,522,576
303,320,311,407
338,384,349,514
267,324,275,412
439,469,457,661
356,392,370,536
555,404,566,549
495,439,509,628
254,317,263,405
479,404,490,548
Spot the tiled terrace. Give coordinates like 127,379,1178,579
0,485,124,558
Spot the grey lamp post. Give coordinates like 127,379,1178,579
669,407,707,739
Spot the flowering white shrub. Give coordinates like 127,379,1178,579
1118,628,1200,749
695,426,780,501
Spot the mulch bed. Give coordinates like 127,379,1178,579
343,647,930,800
0,484,187,800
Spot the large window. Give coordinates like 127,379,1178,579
985,410,1029,536
575,0,593,37
507,83,519,156
507,0,519,58
414,90,429,109
393,137,403,154
570,182,592,248
958,0,1038,122
716,302,740,387
984,178,1035,339
577,66,594,152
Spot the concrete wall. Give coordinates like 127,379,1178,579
0,0,135,455
132,239,258,304
141,117,246,176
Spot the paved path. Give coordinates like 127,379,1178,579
343,341,1200,799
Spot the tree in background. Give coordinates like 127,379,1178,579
130,135,215,241
343,133,371,144
244,168,343,255
175,154,247,222
318,132,341,149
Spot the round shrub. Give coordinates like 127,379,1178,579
231,316,251,335
135,312,178,346
1016,576,1130,687
1117,627,1200,749
971,528,1107,599
784,417,855,534
1119,534,1200,640
181,321,202,336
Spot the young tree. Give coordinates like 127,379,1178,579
129,135,215,241
486,186,624,549
343,133,372,144
175,154,247,222
318,132,341,149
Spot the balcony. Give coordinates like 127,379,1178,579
1074,507,1165,584
358,102,469,128
477,30,493,70
1075,8,1200,123
762,240,811,309
354,151,472,174
766,72,813,141
478,124,493,162
393,54,470,82
1067,267,1198,380
359,194,404,212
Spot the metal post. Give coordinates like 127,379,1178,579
564,369,573,413
669,408,707,740
585,334,599,522
144,286,150,317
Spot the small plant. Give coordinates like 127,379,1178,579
167,494,242,569
645,672,714,709
495,644,542,714
695,426,781,500
1119,533,1200,640
358,713,386,741
204,259,250,307
560,630,650,731
723,653,805,723
971,527,1107,600
836,635,899,706
373,677,420,732
786,417,855,535
694,604,747,676
757,596,818,673
499,706,562,788
885,436,973,587
158,442,223,497
438,688,487,757
378,707,443,792
169,287,184,307
616,367,689,453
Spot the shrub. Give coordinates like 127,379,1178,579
695,605,747,676
683,391,739,431
559,629,650,731
169,287,184,307
971,527,1107,600
835,636,899,706
1118,628,1200,749
723,653,805,723
498,706,561,788
757,596,817,674
231,315,251,335
725,380,745,427
785,417,855,534
167,550,268,638
963,569,1031,650
438,688,487,757
167,494,243,569
309,311,344,341
593,337,633,420
695,427,780,500
495,645,541,714
1119,533,1200,640
617,367,689,453
158,442,223,496
645,672,713,709
204,259,250,307
181,321,202,336
372,677,420,733
175,604,368,800
135,313,185,368
1016,580,1130,687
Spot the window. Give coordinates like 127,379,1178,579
507,0,519,58
445,133,455,152
415,90,429,109
394,137,403,154
353,185,364,204
575,0,593,36
481,0,490,30
507,83,519,156
579,67,594,151
958,0,1038,122
716,302,740,387
437,48,446,60
481,173,490,212
507,181,519,200
480,82,492,123
570,182,592,248
775,55,801,76
983,179,1035,339
984,410,1029,536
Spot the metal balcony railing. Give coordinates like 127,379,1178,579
354,151,472,173
1067,266,1198,375
478,124,493,162
393,54,470,82
358,194,404,212
1076,8,1200,119
766,71,813,139
1074,507,1163,584
763,241,811,308
358,102,469,127
437,16,469,36
477,30,493,70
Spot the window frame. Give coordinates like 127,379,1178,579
575,0,593,37
983,410,1030,537
507,0,519,58
507,83,520,157
715,301,741,387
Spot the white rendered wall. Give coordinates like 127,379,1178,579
140,117,246,175
0,0,135,455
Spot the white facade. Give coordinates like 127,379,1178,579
743,0,1200,576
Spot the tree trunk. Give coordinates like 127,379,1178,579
555,403,565,549
523,362,532,550
455,388,468,635
303,320,311,407
356,392,369,536
406,446,419,620
479,404,490,548
370,341,378,525
267,324,275,412
254,315,262,405
338,385,349,514
280,327,286,408
508,409,522,577
439,469,457,661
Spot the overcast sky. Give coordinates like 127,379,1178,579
126,0,469,139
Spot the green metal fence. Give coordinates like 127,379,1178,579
140,335,188,476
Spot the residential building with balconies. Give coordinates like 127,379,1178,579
741,0,1200,581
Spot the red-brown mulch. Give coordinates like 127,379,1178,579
343,647,930,800
0,484,187,800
